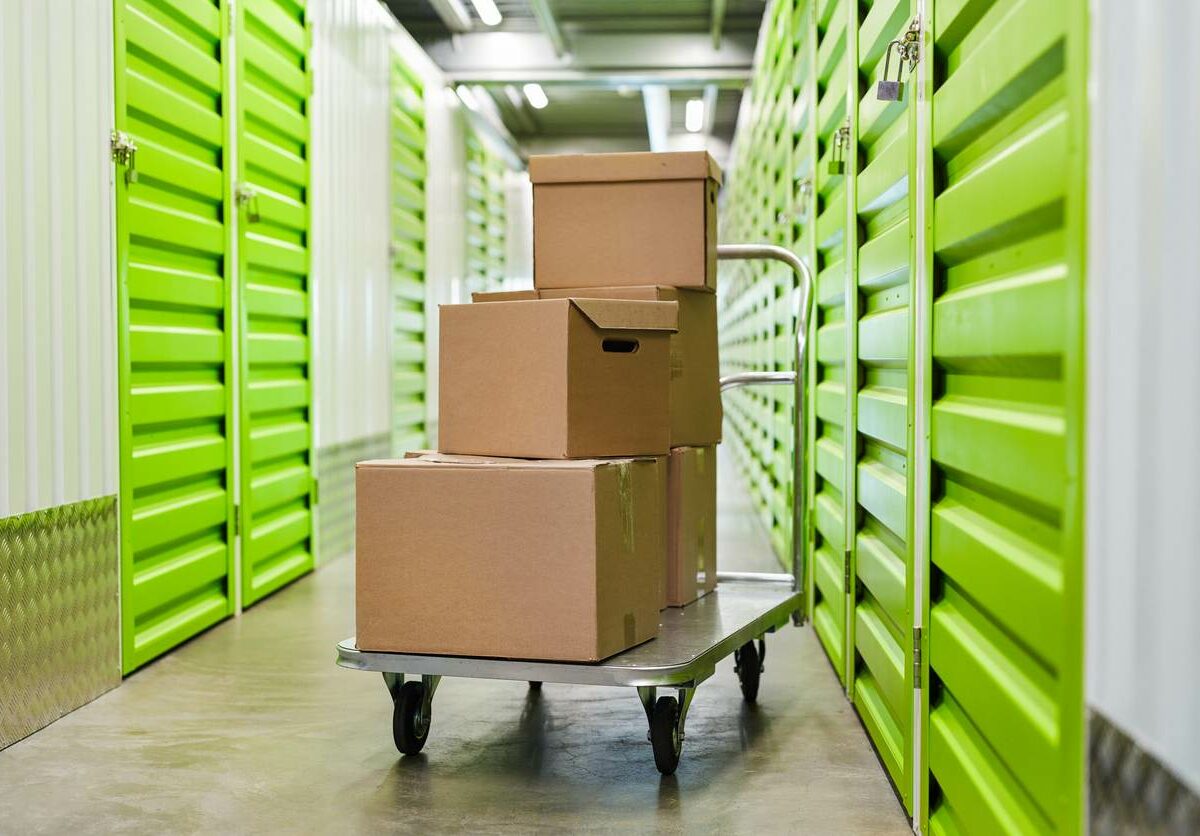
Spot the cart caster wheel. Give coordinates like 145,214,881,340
650,696,683,776
734,640,762,703
393,681,431,755
528,681,542,691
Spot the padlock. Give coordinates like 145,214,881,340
876,79,903,101
876,40,904,102
827,126,847,175
827,158,845,176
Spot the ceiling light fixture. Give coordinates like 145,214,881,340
468,0,503,26
522,83,549,110
685,98,705,133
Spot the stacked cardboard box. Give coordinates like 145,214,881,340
357,151,722,662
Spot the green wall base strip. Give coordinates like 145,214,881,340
316,433,390,564
0,497,120,749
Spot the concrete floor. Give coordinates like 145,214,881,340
0,455,908,834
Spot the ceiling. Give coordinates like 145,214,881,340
383,0,765,160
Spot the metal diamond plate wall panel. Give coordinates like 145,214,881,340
113,0,237,673
315,433,388,564
1,1,118,519
0,498,119,749
235,0,316,607
921,0,1087,831
851,0,916,805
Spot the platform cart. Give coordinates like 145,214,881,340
337,244,814,775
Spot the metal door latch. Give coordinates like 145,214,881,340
876,20,921,102
236,183,261,224
110,131,138,185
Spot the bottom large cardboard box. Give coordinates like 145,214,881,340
356,453,666,662
665,446,717,607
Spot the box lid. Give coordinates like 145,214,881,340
570,298,678,332
529,151,722,186
358,453,656,471
473,286,687,303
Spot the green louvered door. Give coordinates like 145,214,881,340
390,54,427,454
114,0,236,672
234,0,315,606
808,0,852,686
851,0,916,808
921,0,1086,831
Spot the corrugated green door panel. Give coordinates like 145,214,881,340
114,0,236,673
391,53,427,455
807,0,851,685
235,0,314,607
852,0,916,808
921,0,1086,831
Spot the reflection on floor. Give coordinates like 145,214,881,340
0,450,907,833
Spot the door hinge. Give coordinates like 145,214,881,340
913,626,924,689
110,130,138,184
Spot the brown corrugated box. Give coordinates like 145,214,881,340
529,151,722,291
355,453,666,662
473,286,721,447
438,297,678,459
665,446,717,608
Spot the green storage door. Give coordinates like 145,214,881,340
808,0,852,685
851,0,916,807
113,0,236,672
390,55,427,455
235,0,315,606
923,0,1086,831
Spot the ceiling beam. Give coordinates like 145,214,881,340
711,0,728,50
428,30,754,81
528,0,568,58
455,68,749,87
425,0,472,33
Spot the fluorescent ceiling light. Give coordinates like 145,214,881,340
522,83,549,110
468,0,502,26
504,85,524,108
685,98,705,133
455,85,480,111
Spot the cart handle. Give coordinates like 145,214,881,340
714,244,815,621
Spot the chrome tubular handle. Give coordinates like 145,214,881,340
715,243,816,619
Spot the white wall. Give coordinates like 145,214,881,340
0,1,117,517
392,33,464,446
1087,0,1200,795
310,0,394,449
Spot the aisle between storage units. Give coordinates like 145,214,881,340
0,449,907,834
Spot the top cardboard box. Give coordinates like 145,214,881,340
439,297,678,459
530,151,722,292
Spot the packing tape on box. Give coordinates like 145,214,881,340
617,461,634,554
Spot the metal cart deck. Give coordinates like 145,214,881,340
337,243,814,775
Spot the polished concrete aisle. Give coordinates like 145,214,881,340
0,458,908,834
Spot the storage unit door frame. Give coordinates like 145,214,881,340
234,0,316,607
113,0,237,673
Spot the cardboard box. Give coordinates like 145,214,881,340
529,151,722,291
438,297,678,458
474,286,721,446
355,453,666,662
665,446,717,608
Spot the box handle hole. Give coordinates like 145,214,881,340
602,338,640,354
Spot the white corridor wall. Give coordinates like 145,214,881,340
1087,0,1200,795
0,0,118,518
311,0,394,449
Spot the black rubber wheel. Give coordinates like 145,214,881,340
650,696,682,775
735,640,762,703
393,681,431,755
528,681,542,691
